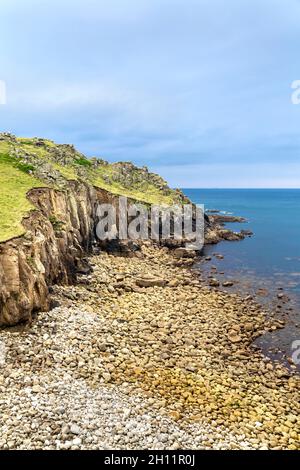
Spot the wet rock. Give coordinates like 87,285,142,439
256,288,269,297
136,277,167,288
211,214,247,224
219,230,244,241
240,230,253,237
222,281,234,287
277,293,289,302
209,278,220,287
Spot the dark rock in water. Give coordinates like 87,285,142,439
257,288,269,297
205,256,212,261
211,214,247,224
241,229,253,237
223,281,234,287
277,293,290,302
214,253,224,259
209,278,220,287
218,229,244,241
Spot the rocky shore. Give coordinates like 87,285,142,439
0,243,299,450
0,132,250,326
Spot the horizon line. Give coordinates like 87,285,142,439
179,187,300,190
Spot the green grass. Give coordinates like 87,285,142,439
0,153,36,174
74,156,92,167
0,153,46,242
49,215,65,232
92,169,175,205
0,139,50,160
0,135,183,242
52,163,78,180
0,141,12,154
16,137,55,147
0,137,179,204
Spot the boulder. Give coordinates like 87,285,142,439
136,277,167,288
173,248,196,259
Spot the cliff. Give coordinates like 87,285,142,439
0,133,245,325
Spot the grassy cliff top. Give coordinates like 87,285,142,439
0,133,187,242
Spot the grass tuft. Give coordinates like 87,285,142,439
0,153,47,242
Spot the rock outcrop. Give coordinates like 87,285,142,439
0,182,107,325
0,133,249,326
0,182,249,325
0,181,243,325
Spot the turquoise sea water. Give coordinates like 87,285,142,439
183,188,300,367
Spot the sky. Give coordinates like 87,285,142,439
0,0,300,188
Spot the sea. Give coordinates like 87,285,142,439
182,188,300,369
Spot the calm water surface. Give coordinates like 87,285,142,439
183,189,300,369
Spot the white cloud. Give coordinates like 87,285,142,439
1,0,300,186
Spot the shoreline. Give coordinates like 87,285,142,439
195,252,299,369
199,209,300,373
0,242,299,449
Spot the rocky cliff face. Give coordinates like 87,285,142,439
0,181,248,326
0,182,103,325
0,133,248,326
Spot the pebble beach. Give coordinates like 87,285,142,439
0,243,299,450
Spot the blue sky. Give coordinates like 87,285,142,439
0,0,300,187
